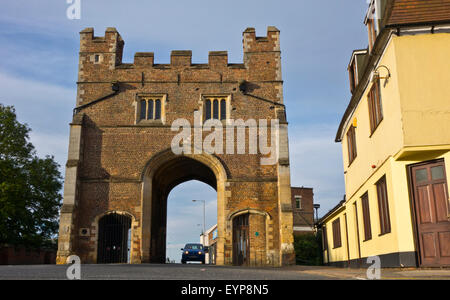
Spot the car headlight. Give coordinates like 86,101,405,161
198,251,203,255
185,251,189,255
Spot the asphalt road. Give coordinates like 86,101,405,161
0,263,331,280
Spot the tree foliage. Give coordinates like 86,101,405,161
0,104,62,248
293,233,323,266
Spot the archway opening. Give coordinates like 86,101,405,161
147,156,218,263
228,210,272,266
166,180,217,263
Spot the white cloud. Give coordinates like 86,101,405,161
0,72,75,126
28,132,68,170
0,71,74,172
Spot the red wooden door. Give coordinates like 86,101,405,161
411,160,450,267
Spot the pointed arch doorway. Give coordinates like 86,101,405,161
97,213,132,264
140,149,228,264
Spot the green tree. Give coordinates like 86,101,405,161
0,104,62,248
293,233,323,266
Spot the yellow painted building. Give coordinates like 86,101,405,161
320,0,450,268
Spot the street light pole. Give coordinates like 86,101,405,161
192,200,206,245
313,204,321,224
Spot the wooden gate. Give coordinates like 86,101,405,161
97,214,131,264
410,159,450,267
233,214,250,266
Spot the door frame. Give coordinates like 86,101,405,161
232,213,250,266
407,158,448,267
97,212,132,264
353,201,362,265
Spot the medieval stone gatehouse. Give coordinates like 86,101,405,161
56,26,295,266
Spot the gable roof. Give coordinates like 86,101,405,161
335,0,450,142
388,0,450,26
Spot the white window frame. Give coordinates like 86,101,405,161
295,195,302,210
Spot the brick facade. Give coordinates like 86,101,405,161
0,245,56,265
56,27,295,266
291,187,315,235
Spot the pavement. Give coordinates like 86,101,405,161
289,265,450,280
0,263,330,280
0,263,448,280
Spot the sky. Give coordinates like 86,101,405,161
0,0,370,262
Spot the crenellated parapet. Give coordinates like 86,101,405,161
78,27,280,71
76,26,283,106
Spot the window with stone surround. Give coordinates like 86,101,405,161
136,94,166,124
202,95,230,122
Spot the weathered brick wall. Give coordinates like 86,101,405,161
248,214,267,266
58,26,294,266
0,245,56,265
291,187,314,235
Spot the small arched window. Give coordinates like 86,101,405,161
155,99,161,120
140,100,147,120
213,99,219,119
147,99,154,120
220,99,226,120
205,100,211,120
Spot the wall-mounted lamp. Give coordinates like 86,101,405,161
371,65,391,87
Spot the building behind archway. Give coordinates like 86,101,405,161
56,26,295,266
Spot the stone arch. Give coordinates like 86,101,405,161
227,208,272,221
227,208,275,266
91,210,138,264
140,147,229,182
140,148,229,264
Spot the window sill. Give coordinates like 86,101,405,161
203,119,228,125
136,120,164,126
378,231,391,237
348,157,357,168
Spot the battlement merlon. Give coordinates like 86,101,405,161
79,27,124,68
242,26,281,53
170,50,192,66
